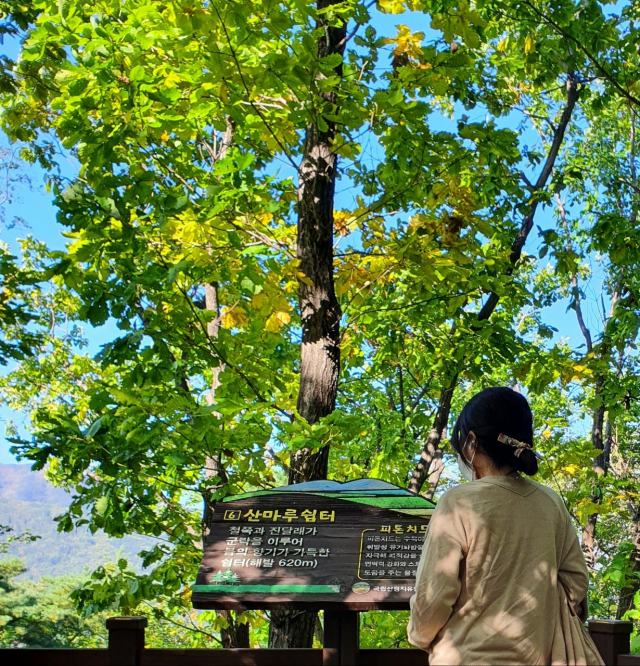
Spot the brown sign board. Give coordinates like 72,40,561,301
192,479,435,611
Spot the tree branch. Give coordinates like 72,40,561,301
477,72,582,321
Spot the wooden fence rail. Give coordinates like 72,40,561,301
0,616,637,666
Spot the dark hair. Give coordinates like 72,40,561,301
450,387,538,476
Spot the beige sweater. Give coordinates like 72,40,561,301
408,475,589,665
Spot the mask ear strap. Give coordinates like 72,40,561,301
464,434,477,464
469,439,478,467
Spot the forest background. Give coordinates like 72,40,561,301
1,0,640,652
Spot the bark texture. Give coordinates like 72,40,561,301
268,611,318,649
268,0,346,649
406,73,582,496
220,613,250,649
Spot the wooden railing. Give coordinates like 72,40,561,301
0,615,637,666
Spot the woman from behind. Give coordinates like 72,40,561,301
407,386,600,665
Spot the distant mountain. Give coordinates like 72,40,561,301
0,463,149,579
0,462,69,504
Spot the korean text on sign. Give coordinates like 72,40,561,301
223,509,336,523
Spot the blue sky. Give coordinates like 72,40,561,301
0,8,604,465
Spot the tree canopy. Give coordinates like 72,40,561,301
0,0,639,649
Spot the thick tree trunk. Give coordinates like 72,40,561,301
268,611,318,649
405,73,581,495
268,0,346,649
287,96,343,485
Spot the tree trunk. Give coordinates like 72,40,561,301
407,375,457,494
581,290,619,569
268,610,318,649
202,122,240,646
422,448,445,501
201,119,234,538
617,505,640,619
615,110,638,617
405,73,581,495
582,384,606,569
202,281,227,539
268,0,346,649
220,612,250,648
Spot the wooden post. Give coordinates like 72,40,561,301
340,611,359,666
107,617,147,666
588,619,633,666
323,610,359,666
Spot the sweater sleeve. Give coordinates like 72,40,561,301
407,494,465,650
558,509,590,622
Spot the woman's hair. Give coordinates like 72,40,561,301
450,386,538,476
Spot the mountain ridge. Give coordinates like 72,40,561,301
0,463,148,579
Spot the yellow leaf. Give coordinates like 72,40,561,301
384,24,425,60
296,271,314,287
276,311,291,325
221,307,248,329
265,310,291,332
334,210,355,237
576,498,604,525
542,429,552,439
524,34,535,55
379,0,407,13
497,37,508,52
219,81,229,104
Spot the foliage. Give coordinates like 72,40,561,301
0,557,106,647
0,556,260,648
0,0,640,648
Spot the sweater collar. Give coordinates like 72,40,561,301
476,475,537,497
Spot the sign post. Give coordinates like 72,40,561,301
193,478,435,662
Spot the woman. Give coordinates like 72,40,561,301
408,387,592,665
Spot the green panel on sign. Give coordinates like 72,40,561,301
192,584,341,594
220,479,437,505
221,490,435,509
222,490,271,502
319,494,434,509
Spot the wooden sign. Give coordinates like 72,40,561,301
192,479,435,610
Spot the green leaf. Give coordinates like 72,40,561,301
95,497,109,516
85,417,104,440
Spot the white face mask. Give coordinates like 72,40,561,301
457,436,476,482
